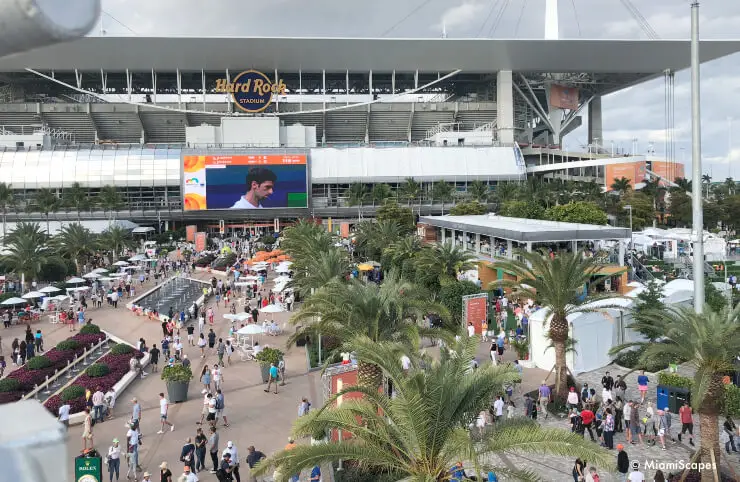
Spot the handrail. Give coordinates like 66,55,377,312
23,334,110,401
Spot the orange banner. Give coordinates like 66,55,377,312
549,84,579,110
340,222,350,239
605,162,647,190
186,225,197,242
204,154,307,166
195,232,207,252
464,295,488,335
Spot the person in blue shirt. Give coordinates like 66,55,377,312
488,471,498,482
309,465,321,481
264,362,280,394
449,462,465,481
637,370,649,404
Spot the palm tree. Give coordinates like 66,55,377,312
344,182,368,220
63,182,92,219
610,177,631,196
431,181,455,214
97,185,124,224
370,183,392,205
467,180,490,203
256,337,612,481
30,188,60,234
701,174,712,198
381,236,422,273
2,222,50,289
610,305,740,481
399,177,422,206
288,248,349,298
353,219,403,261
0,182,14,240
673,177,692,192
290,272,446,390
280,220,334,265
492,250,614,400
99,225,134,261
53,222,98,274
724,177,736,196
416,241,475,281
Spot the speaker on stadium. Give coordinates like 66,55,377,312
0,0,101,59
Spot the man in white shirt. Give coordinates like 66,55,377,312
400,355,411,374
182,465,199,482
58,402,71,429
493,396,505,421
230,167,276,209
104,388,116,419
222,441,240,481
157,392,175,434
628,461,645,482
91,387,105,423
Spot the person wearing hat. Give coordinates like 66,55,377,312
627,461,644,482
160,461,173,482
616,444,630,481
181,466,198,482
107,438,121,482
222,441,240,482
218,452,234,481
141,471,152,481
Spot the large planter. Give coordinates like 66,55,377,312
260,364,270,383
166,381,190,403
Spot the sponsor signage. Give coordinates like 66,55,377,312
215,70,287,113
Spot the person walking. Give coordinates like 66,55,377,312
581,407,596,442
663,407,675,443
629,402,643,445
149,344,160,372
724,415,738,453
106,438,121,482
194,427,207,473
616,444,629,482
623,401,632,444
159,461,173,482
126,422,140,481
200,365,211,394
538,381,551,419
208,426,220,473
264,362,279,394
216,338,225,366
637,370,649,404
212,364,223,392
245,446,266,482
82,407,94,452
603,408,615,449
157,393,175,434
678,401,695,446
215,389,230,427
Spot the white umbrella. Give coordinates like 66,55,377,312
273,275,292,284
39,286,61,294
234,281,252,287
223,313,241,321
52,295,70,301
92,268,109,274
128,254,146,261
82,272,101,279
112,260,129,266
1,297,27,305
260,304,286,313
109,272,126,277
67,277,86,284
241,275,259,281
98,277,114,282
22,291,45,299
67,286,90,292
237,324,265,335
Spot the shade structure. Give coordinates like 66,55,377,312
237,324,265,335
128,254,146,261
1,297,27,305
273,276,292,284
82,272,101,279
92,268,109,274
260,304,286,313
39,286,61,294
112,260,129,266
66,277,86,284
234,281,252,287
52,295,70,301
240,275,259,281
98,277,113,281
224,312,251,321
22,291,44,299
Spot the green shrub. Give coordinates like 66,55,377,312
56,339,81,351
658,372,693,390
613,348,642,368
79,324,101,334
613,344,687,372
0,378,21,393
27,356,53,370
110,343,134,355
255,347,284,366
161,363,193,383
61,385,86,402
724,384,740,418
85,363,110,378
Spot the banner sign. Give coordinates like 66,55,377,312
186,225,197,242
549,84,579,110
194,232,207,252
462,293,488,335
215,70,286,113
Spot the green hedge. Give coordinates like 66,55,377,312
110,343,133,355
613,345,686,373
61,385,86,402
27,356,53,370
657,372,740,417
0,378,21,393
658,372,693,390
725,384,740,418
79,324,101,335
56,339,81,351
85,363,110,378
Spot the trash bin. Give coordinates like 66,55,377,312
656,386,669,412
669,387,691,413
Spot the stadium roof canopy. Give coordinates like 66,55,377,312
2,37,740,74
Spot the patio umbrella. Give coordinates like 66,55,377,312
272,275,291,284
1,297,27,305
82,272,101,279
223,313,242,321
112,260,129,266
22,291,45,299
241,275,259,281
67,277,86,284
52,295,70,301
128,254,146,261
39,286,61,294
92,268,109,274
234,281,252,287
237,324,265,335
260,304,286,313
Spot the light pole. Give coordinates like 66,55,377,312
690,1,705,314
623,205,633,233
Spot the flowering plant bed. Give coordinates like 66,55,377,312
0,330,107,403
44,349,143,416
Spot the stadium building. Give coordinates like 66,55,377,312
0,29,739,228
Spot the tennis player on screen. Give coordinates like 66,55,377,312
231,167,276,209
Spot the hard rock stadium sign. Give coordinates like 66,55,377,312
215,70,287,113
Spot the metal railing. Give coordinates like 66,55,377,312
23,335,110,402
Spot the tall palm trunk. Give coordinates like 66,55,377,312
549,314,569,400
698,412,720,482
357,360,383,392
2,208,6,240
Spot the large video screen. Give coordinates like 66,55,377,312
183,154,308,211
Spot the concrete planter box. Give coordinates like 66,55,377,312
166,381,190,403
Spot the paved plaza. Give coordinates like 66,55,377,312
4,270,739,481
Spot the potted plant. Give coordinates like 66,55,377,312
161,362,193,403
510,338,529,360
255,347,284,383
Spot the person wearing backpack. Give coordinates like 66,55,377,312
215,389,230,427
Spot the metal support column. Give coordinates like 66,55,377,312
346,70,350,105
690,1,704,313
322,70,327,145
201,69,206,110
100,69,107,93
176,69,182,108
298,69,302,110
275,69,280,112
225,69,232,112
126,69,132,101
151,69,157,104
369,70,373,98
391,70,396,95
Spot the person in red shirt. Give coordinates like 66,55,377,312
581,408,596,441
678,401,695,446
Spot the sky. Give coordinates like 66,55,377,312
95,0,740,180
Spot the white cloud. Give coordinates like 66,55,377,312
435,1,486,31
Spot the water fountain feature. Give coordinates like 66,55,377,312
133,277,209,319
